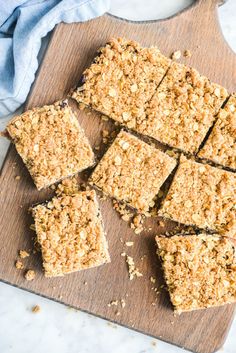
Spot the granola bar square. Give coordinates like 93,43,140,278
139,62,228,153
198,94,236,169
72,37,171,129
90,130,177,212
156,234,236,313
159,156,236,237
7,100,94,190
32,189,110,277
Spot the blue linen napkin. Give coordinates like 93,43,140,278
0,0,110,117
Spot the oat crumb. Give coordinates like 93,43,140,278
131,214,144,235
184,49,192,58
125,241,134,247
25,270,35,281
150,276,156,283
15,175,21,181
19,250,30,259
108,300,119,307
32,305,40,313
30,224,36,231
172,50,181,60
121,299,126,308
15,260,24,270
126,255,143,280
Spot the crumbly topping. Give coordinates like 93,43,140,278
159,156,236,237
25,270,35,281
198,93,236,169
7,100,94,190
141,62,228,153
32,190,110,277
156,234,236,313
72,37,171,129
15,260,24,269
126,255,143,280
130,214,145,234
32,305,40,313
55,176,81,196
90,130,176,212
19,250,30,259
72,38,228,155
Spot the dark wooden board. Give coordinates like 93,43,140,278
0,1,235,352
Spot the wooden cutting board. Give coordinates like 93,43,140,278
0,1,235,352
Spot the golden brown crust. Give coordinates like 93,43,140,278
7,100,94,190
72,37,171,128
32,189,110,277
156,234,236,313
141,62,228,153
90,130,177,212
198,94,236,169
159,156,236,237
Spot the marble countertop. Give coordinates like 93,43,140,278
0,1,235,352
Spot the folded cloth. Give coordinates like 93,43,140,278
0,0,110,117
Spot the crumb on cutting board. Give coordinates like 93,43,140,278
25,270,36,281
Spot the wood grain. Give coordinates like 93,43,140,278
0,1,235,352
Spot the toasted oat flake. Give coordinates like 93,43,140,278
90,131,176,212
156,234,236,313
198,93,236,169
32,190,110,277
72,38,171,130
25,270,35,281
7,100,94,190
159,156,236,237
32,305,40,313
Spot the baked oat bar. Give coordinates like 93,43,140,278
7,100,94,190
140,62,228,153
72,37,171,129
159,156,236,237
198,94,236,169
156,234,236,313
32,189,110,277
90,130,177,213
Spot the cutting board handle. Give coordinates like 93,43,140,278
170,0,228,20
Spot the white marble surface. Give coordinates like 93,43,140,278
0,1,236,352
